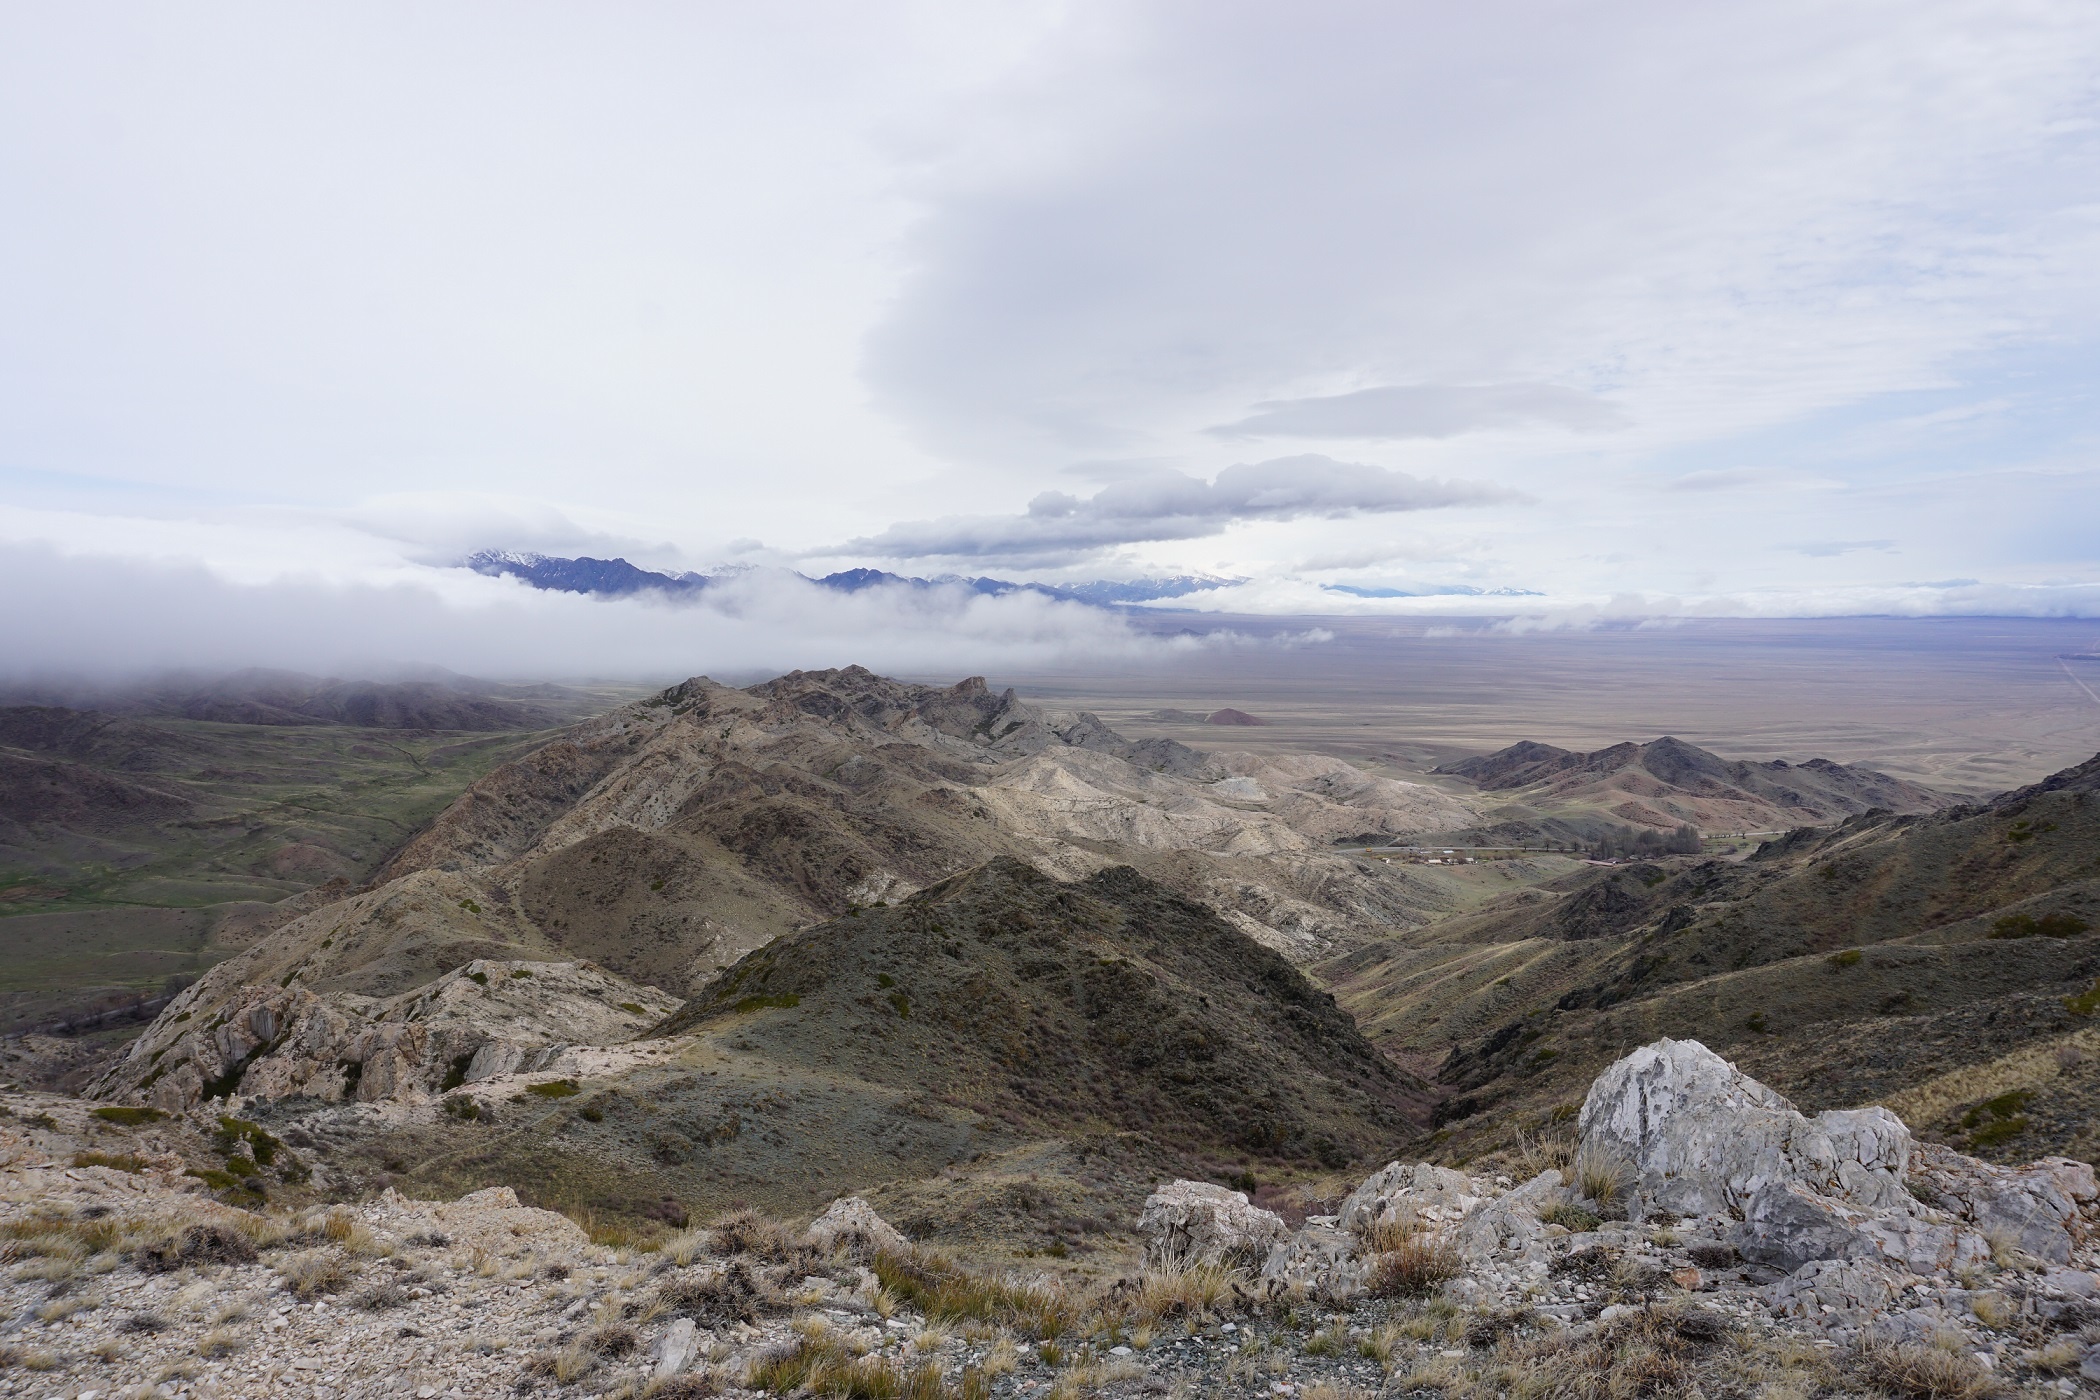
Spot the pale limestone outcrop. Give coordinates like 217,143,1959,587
1734,1181,1986,1276
1762,1256,1907,1324
1578,1037,1912,1217
1910,1142,2092,1264
90,958,679,1110
1139,1181,1289,1268
807,1196,909,1257
1259,1223,1371,1301
1336,1161,1477,1234
1452,1168,1562,1270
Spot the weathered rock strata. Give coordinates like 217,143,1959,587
90,958,679,1111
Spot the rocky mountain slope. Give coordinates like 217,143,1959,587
1326,747,2100,1166
126,667,1472,1055
87,859,1428,1242
12,1039,2098,1400
1428,735,1959,843
658,859,1430,1165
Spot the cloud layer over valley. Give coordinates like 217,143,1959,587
3,0,2098,674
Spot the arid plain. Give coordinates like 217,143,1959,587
1010,615,2100,797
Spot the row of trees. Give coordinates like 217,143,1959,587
1591,822,1701,859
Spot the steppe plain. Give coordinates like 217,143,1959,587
1022,615,2100,797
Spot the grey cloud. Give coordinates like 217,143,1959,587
864,6,2100,471
1208,383,1626,440
1662,469,1765,492
837,455,1518,564
1789,539,1895,557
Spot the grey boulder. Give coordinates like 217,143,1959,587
1139,1181,1289,1268
1579,1038,1911,1217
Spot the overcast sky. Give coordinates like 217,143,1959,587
4,2,2098,675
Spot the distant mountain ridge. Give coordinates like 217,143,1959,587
1430,735,1958,836
463,551,1240,607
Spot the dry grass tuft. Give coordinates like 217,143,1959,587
276,1248,348,1299
1539,1202,1603,1232
1573,1145,1633,1207
1127,1260,1237,1324
980,1337,1018,1376
1966,1292,2014,1330
1367,1234,1463,1298
747,1333,954,1399
871,1247,1079,1340
1300,1383,1374,1400
1356,1214,1421,1253
1850,1341,2003,1400
196,1327,245,1358
662,1229,709,1267
644,1375,722,1399
320,1210,379,1256
1980,1228,2037,1272
1515,1125,1577,1178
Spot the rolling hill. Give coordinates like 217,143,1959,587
1324,747,2100,1166
1426,734,1959,843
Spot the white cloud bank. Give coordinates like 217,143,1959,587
0,542,1180,684
834,456,1516,566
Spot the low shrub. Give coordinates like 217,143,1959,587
710,1209,807,1264
71,1152,150,1173
1992,910,2089,938
136,1223,259,1272
91,1105,167,1125
655,1261,768,1325
1685,1241,1738,1270
1464,1307,1540,1348
585,1323,639,1357
354,1279,408,1311
525,1079,581,1099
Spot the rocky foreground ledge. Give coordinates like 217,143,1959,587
4,1039,2097,1399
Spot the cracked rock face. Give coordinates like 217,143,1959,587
90,958,680,1111
1578,1037,1912,1217
1911,1142,2094,1264
1337,1161,1477,1233
1138,1181,1288,1268
1260,1223,1370,1301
